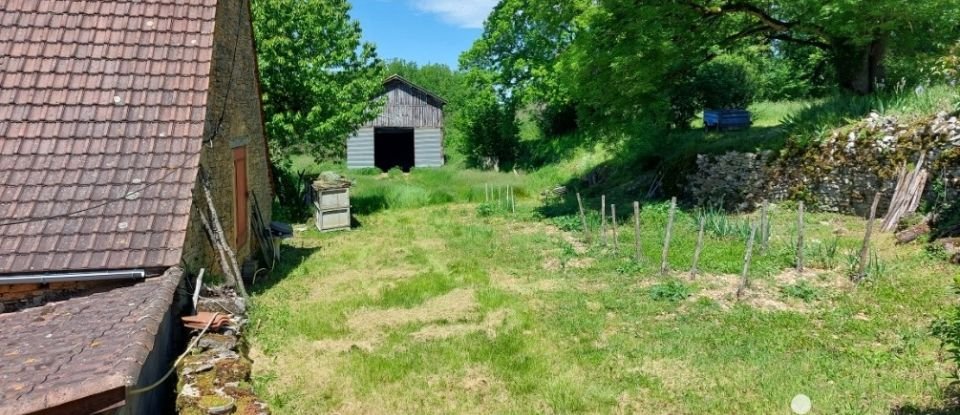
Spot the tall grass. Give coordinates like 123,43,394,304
782,84,960,143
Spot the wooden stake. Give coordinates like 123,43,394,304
855,192,882,282
485,183,490,203
736,222,759,300
600,195,607,245
760,200,770,252
690,213,706,279
660,197,677,276
633,201,642,262
611,204,620,253
576,193,591,243
796,201,805,272
511,186,516,214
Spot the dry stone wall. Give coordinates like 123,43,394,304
688,112,960,214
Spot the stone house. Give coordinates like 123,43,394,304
0,0,272,414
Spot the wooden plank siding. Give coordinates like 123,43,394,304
362,79,444,128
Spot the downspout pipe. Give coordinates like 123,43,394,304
0,269,146,285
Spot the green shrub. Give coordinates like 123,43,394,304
649,280,693,302
696,56,756,110
780,281,821,303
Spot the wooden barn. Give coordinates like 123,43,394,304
347,75,446,171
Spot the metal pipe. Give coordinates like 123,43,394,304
0,269,146,285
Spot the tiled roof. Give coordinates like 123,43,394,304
0,267,182,415
0,0,219,275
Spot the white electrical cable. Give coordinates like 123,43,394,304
127,312,220,396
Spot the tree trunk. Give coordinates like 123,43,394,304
833,37,887,95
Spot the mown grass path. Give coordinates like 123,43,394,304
249,201,955,414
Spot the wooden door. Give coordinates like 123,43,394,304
233,146,248,247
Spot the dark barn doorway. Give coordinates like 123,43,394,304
374,127,415,172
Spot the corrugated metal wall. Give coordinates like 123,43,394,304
346,128,375,169
414,128,444,167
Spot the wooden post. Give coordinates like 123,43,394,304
660,197,677,276
796,201,805,272
576,193,591,243
736,222,759,300
511,186,516,214
633,201,642,262
855,192,882,282
611,204,620,253
485,184,490,203
760,200,770,252
690,213,706,279
600,195,607,245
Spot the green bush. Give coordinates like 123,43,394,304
696,56,756,110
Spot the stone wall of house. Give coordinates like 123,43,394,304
688,112,960,214
181,0,273,278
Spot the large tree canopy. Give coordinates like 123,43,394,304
462,0,960,143
672,0,960,94
252,0,384,162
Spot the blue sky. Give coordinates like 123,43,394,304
351,0,497,69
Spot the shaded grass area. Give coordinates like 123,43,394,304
249,193,956,414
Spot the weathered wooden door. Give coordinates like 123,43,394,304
233,146,248,247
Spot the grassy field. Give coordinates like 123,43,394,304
248,167,957,414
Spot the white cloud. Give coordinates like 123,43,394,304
411,0,498,29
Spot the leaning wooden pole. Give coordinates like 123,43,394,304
690,213,706,279
202,184,248,298
660,197,677,276
736,222,759,300
197,207,247,298
796,201,805,272
576,193,591,243
854,192,882,282
633,201,643,262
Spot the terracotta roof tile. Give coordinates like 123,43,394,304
0,0,218,275
0,267,183,415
